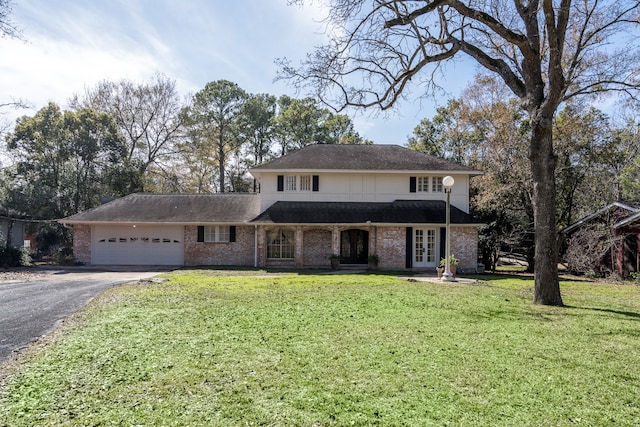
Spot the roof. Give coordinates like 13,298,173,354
614,211,640,229
252,200,481,225
60,193,261,224
250,144,481,174
561,202,639,234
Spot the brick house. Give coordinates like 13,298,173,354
562,201,640,277
60,144,482,271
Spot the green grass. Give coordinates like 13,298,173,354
1,271,640,426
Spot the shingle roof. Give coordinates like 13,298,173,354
561,201,639,234
60,193,261,224
251,144,481,173
252,200,481,225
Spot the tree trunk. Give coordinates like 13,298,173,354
218,132,226,193
529,116,564,306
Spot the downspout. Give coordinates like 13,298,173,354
254,224,258,268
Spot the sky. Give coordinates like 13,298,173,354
0,0,476,146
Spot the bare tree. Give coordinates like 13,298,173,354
0,0,21,39
279,0,640,305
73,74,186,193
1,1,26,145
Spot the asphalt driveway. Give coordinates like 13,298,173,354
0,266,171,361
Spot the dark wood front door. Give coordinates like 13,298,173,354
340,229,369,264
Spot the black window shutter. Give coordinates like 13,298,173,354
312,175,319,192
405,227,413,268
409,177,417,193
440,227,446,260
277,175,284,192
230,226,236,242
197,226,204,242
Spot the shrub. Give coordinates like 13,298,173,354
0,246,32,267
56,247,78,266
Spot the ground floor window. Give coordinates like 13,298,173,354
267,228,295,259
204,225,230,242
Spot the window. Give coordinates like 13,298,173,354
278,175,319,192
417,176,429,192
432,176,443,192
285,175,297,191
267,228,295,259
204,225,231,242
411,176,445,192
300,175,311,191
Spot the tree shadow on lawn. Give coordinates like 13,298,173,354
564,305,640,321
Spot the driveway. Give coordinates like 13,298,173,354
0,266,171,362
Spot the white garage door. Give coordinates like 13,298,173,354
92,225,184,265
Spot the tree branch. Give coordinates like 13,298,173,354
456,38,527,98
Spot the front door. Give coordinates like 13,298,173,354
414,228,437,268
340,229,369,264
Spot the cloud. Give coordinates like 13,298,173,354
1,1,171,110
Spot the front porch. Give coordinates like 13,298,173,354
255,225,478,272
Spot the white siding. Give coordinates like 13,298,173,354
256,171,471,213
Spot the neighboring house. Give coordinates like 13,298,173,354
60,144,483,271
0,215,26,248
562,201,640,276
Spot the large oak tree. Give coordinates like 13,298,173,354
280,0,640,305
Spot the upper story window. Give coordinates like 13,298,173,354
299,175,311,192
410,176,447,193
431,176,443,192
285,175,297,191
417,176,429,192
277,175,319,192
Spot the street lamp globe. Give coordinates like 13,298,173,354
443,175,455,189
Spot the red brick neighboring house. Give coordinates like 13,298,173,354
562,202,640,277
60,144,483,271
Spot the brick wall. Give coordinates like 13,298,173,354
302,228,332,267
184,225,255,266
71,222,477,271
375,227,406,270
450,226,478,272
73,224,91,264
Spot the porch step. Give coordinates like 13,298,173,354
338,264,368,270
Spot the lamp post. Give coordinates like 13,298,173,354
441,175,455,282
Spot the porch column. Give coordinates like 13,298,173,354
295,226,304,268
332,226,340,256
369,225,377,256
615,229,624,276
257,226,266,267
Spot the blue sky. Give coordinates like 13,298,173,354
0,0,475,145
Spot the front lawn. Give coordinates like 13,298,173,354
1,271,639,426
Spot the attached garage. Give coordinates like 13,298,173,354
92,224,184,265
60,194,261,267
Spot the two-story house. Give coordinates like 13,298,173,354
61,144,482,271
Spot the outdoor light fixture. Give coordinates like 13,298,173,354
441,175,456,282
